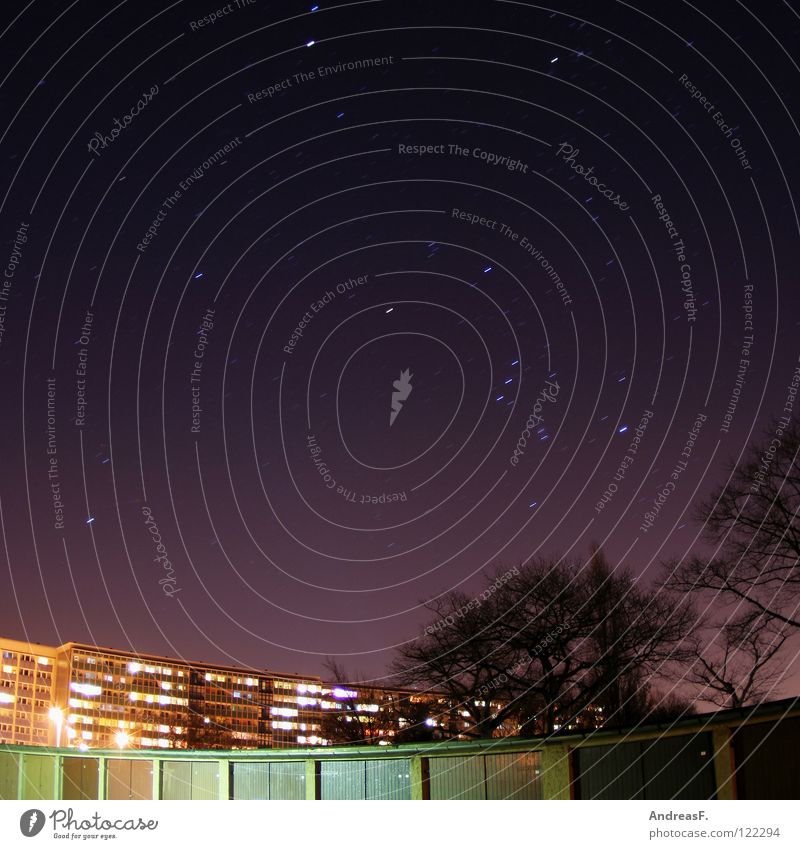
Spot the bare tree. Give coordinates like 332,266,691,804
390,588,523,738
683,611,790,709
320,659,445,745
666,418,800,629
392,549,694,736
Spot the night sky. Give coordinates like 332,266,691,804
1,0,799,683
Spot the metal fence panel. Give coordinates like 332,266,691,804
62,757,99,801
574,741,644,800
161,761,192,800
268,761,306,800
640,733,716,800
231,762,269,800
429,755,486,800
733,716,800,800
0,750,19,800
321,760,365,800
366,759,412,800
106,759,153,800
485,752,542,800
162,761,218,800
20,754,55,800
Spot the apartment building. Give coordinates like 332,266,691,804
0,638,57,746
1,636,323,750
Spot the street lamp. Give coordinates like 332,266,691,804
114,731,130,749
48,707,63,748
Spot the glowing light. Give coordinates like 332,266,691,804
127,662,141,674
332,687,357,699
306,39,315,47
483,266,492,273
70,682,101,697
38,657,50,665
78,742,89,752
115,731,129,748
0,692,14,704
161,682,171,690
618,425,628,433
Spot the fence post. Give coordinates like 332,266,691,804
540,744,571,799
711,727,736,800
218,757,230,800
305,759,318,800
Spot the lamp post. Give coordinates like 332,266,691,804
48,707,63,748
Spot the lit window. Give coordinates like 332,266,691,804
205,673,212,682
127,662,141,674
1,665,13,674
332,687,357,699
69,682,102,697
161,682,171,690
245,678,255,686
38,657,50,666
0,693,14,704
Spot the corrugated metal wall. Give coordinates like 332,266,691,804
321,759,366,799
319,759,412,800
106,758,153,800
428,753,542,800
0,751,18,800
230,761,306,800
429,755,486,800
161,760,219,800
366,758,412,800
20,754,55,800
574,733,716,800
231,762,269,799
268,761,306,800
733,716,800,800
485,752,542,800
62,757,99,801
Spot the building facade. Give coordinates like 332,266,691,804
1,636,511,751
2,637,323,751
0,638,57,747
